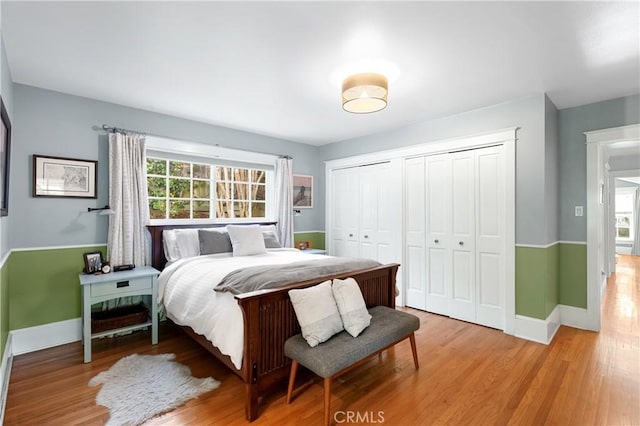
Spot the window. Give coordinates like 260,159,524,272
615,191,635,240
147,157,269,221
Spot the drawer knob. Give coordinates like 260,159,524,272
434,239,439,243
116,280,130,288
459,241,464,246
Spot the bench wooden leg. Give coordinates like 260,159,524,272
286,360,298,404
409,333,419,370
324,377,332,426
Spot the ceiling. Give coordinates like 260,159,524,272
3,2,639,146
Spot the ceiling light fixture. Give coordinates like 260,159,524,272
342,73,388,114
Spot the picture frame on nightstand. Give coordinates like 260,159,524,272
83,251,103,274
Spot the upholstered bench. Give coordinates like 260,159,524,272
284,306,420,426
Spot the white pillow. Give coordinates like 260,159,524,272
289,281,344,347
174,229,200,259
226,225,267,256
332,278,371,337
260,224,278,235
162,230,180,263
163,229,200,262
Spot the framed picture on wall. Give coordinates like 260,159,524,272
0,97,11,216
293,174,313,208
33,155,97,198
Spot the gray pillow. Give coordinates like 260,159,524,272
263,231,283,248
198,229,233,255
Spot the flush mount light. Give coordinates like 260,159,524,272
342,73,388,114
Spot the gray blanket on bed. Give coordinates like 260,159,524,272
214,257,382,295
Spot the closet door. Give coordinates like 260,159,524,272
475,146,504,329
358,165,377,260
373,162,397,264
331,168,359,257
405,157,427,310
425,154,451,316
448,151,476,323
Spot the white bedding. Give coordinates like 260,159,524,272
158,248,330,369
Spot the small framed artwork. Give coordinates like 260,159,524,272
83,251,103,274
0,97,11,217
297,241,311,250
33,155,97,198
293,174,313,208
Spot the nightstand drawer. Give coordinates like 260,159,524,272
90,276,152,298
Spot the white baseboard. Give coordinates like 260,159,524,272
514,305,560,345
0,333,13,426
10,318,81,356
559,304,589,330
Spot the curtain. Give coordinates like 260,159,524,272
103,131,149,311
632,188,640,255
275,157,294,247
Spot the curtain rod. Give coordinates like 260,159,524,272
98,124,293,160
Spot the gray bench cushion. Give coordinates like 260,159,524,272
284,306,420,378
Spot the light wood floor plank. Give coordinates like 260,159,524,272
4,254,639,425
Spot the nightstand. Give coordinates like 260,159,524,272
301,249,327,255
79,266,160,363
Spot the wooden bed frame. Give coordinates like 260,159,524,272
147,223,399,422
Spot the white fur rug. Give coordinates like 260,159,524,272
89,353,220,426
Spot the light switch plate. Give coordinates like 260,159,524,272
575,206,583,217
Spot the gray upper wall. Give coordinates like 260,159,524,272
0,35,13,260
10,84,324,249
544,95,559,244
558,94,640,242
319,95,548,246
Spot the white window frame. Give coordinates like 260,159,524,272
614,188,635,242
146,136,277,225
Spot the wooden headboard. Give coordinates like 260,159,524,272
147,222,278,270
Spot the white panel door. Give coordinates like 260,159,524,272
425,154,451,316
373,161,396,264
448,151,476,323
358,165,377,260
331,167,359,258
404,157,426,310
475,146,504,329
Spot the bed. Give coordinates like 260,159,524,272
148,223,399,421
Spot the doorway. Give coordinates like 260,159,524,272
586,124,640,332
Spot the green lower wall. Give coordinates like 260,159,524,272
9,246,107,330
294,232,325,250
546,244,559,316
516,242,586,320
1,258,9,354
3,236,586,333
516,246,549,319
559,243,587,308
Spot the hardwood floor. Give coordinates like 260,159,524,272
4,255,639,425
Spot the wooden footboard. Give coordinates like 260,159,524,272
235,263,399,421
147,223,398,422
